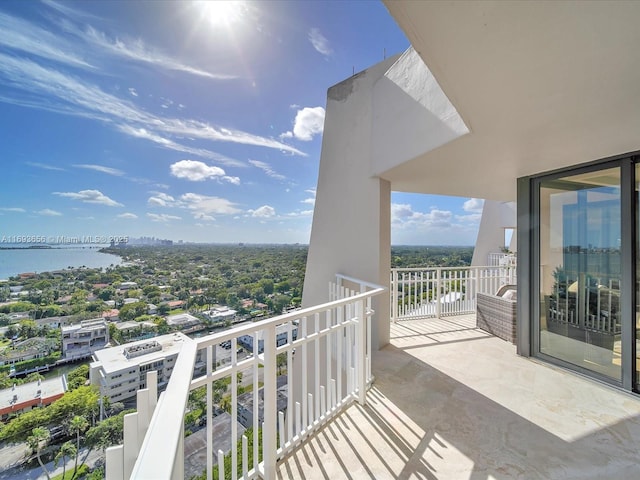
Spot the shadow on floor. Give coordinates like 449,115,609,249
277,317,640,479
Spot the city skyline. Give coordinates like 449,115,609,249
1,1,484,246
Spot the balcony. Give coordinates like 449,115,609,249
105,270,640,480
276,314,640,479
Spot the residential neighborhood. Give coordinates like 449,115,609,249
0,243,458,478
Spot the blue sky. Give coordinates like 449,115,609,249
0,0,483,246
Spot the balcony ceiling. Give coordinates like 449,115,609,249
381,1,640,201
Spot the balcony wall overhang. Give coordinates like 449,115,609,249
380,0,640,202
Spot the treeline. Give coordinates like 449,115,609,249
391,245,474,268
0,245,474,323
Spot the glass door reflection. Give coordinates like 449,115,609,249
539,167,621,380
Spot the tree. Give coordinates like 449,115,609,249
85,410,132,452
5,324,17,339
0,386,99,443
275,281,290,294
0,372,13,389
154,317,171,335
69,415,89,476
97,286,115,301
106,402,125,417
157,303,170,316
277,353,287,376
118,301,147,321
67,364,90,390
23,372,44,384
54,441,76,480
18,319,38,338
259,278,274,295
27,427,51,480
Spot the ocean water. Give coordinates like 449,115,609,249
0,246,123,279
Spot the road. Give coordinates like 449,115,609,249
0,445,102,480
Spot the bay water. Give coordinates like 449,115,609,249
0,246,123,280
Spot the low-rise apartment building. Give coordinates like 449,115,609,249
90,332,201,403
0,337,56,367
61,319,109,360
0,376,67,421
236,375,288,429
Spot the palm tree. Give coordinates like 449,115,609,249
27,427,51,480
55,441,76,480
69,415,89,476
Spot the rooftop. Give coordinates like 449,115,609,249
0,376,66,415
114,320,155,331
61,318,107,333
92,332,189,374
166,313,201,326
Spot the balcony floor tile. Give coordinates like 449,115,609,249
277,315,640,479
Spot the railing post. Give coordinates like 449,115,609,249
206,345,213,480
262,324,277,480
436,268,441,319
356,299,366,406
391,269,397,323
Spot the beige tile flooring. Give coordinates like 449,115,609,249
276,315,640,479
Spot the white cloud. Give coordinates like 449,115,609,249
0,52,304,169
37,208,63,216
0,12,95,70
147,192,176,207
194,212,215,222
42,0,98,20
128,87,138,97
0,207,26,213
170,159,236,183
248,160,285,180
181,193,241,216
391,203,415,220
391,203,453,228
250,205,276,218
74,164,124,176
147,213,181,222
308,28,332,56
117,125,247,167
286,209,314,217
117,212,138,219
281,107,325,141
455,213,483,223
300,187,316,206
26,162,65,171
154,118,305,156
463,198,484,213
53,189,123,207
83,25,236,80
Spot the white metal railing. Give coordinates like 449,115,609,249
488,252,517,267
108,276,385,480
390,265,517,322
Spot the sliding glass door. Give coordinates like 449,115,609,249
538,167,622,381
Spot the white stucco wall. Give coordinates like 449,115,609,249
303,57,399,350
471,200,517,266
371,47,469,182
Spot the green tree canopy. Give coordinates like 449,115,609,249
0,386,99,443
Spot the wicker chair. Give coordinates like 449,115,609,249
476,285,517,343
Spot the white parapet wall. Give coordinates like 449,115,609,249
471,200,517,267
303,56,398,350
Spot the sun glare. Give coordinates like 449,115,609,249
196,0,246,28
